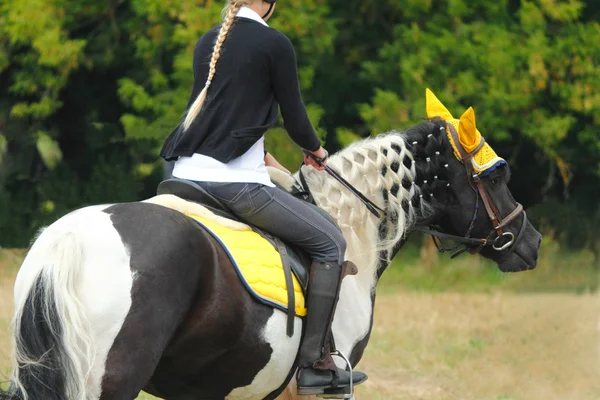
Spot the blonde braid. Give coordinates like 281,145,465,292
182,0,250,131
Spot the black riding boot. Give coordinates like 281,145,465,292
296,260,368,396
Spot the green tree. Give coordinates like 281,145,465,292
0,0,337,246
353,0,600,249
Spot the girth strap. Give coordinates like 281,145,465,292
274,237,295,338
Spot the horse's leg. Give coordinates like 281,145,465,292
98,203,217,399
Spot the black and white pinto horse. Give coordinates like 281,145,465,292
0,103,542,400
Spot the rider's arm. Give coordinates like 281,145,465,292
270,33,321,153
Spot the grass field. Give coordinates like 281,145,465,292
1,237,599,400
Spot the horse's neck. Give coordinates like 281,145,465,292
304,134,419,288
299,133,423,358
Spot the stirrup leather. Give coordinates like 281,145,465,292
320,350,354,399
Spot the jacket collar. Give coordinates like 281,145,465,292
236,6,269,26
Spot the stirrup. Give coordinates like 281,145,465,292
320,350,354,399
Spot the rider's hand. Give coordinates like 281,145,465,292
303,146,327,171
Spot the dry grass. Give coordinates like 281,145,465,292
1,249,599,399
352,291,600,400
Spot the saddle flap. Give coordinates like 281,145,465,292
251,228,310,290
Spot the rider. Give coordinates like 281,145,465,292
159,0,367,395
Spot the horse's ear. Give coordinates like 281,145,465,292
458,106,481,152
425,88,454,121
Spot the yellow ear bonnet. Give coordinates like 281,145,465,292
425,88,506,175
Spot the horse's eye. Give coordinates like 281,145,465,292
491,177,501,186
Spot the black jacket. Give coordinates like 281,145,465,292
160,17,321,163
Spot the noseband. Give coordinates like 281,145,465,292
415,124,527,260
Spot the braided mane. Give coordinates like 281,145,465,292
299,119,450,282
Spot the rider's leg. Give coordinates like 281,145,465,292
195,181,367,393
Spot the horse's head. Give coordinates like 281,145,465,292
404,89,541,272
288,88,541,273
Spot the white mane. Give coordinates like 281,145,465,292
297,130,432,286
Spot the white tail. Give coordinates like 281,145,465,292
9,226,96,400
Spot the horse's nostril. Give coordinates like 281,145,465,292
537,237,542,249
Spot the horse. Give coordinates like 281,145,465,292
0,89,542,400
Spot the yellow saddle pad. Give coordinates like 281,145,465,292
186,213,307,317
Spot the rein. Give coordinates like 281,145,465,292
300,150,386,218
300,122,527,259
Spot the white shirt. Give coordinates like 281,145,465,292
172,6,274,187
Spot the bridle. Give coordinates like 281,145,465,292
414,123,528,260
300,121,528,261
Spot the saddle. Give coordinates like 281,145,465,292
156,177,340,337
